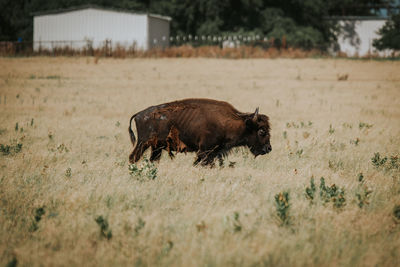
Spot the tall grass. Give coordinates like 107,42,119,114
0,57,399,266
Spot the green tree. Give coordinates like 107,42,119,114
373,13,400,51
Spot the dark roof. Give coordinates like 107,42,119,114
31,4,171,21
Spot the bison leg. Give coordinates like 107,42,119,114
193,154,204,166
203,153,217,167
193,150,219,167
217,154,224,167
150,145,163,162
193,141,220,167
129,142,149,163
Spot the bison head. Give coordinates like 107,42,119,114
244,108,272,157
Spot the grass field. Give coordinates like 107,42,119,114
0,57,399,266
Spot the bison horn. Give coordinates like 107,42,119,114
252,107,259,122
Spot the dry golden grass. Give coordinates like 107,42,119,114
0,57,399,266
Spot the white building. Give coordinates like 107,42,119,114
33,5,171,51
330,16,392,57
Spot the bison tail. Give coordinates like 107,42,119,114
129,113,137,147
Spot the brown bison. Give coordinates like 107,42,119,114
128,98,271,166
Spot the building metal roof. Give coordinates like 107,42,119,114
31,4,172,21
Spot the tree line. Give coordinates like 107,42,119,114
0,0,398,50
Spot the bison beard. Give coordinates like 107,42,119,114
128,98,271,166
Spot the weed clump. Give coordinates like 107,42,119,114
162,241,174,255
224,211,242,232
134,217,146,236
359,122,373,130
350,138,360,146
355,173,372,208
65,168,72,178
0,143,22,155
372,153,399,171
6,257,17,267
393,205,400,222
389,155,400,170
320,177,346,208
275,191,290,226
95,216,112,240
328,159,344,172
305,177,316,201
305,177,346,209
328,124,335,134
286,121,312,129
29,207,45,232
372,152,387,168
128,157,157,180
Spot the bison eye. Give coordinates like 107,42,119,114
258,129,266,137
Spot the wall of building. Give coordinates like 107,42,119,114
334,18,392,57
148,15,170,49
33,8,156,50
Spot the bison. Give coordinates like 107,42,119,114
128,98,271,166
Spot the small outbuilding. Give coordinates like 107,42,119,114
33,5,171,51
329,16,392,57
